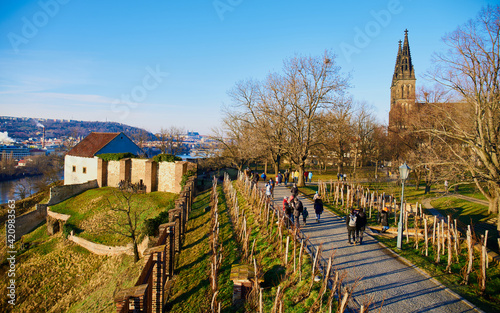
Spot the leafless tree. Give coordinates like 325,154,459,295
106,182,145,262
420,6,500,223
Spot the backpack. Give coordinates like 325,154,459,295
349,214,357,227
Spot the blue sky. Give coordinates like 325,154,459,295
0,0,496,135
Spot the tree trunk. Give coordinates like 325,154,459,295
132,235,140,262
298,164,305,187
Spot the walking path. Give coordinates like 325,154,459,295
272,185,482,313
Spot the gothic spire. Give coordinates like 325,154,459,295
392,30,415,86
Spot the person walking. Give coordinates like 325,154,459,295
290,183,299,198
293,170,299,183
308,171,313,183
346,208,357,244
277,172,283,186
261,172,267,182
356,207,367,244
302,206,309,225
269,178,275,198
265,183,272,199
293,197,303,229
283,197,292,227
314,196,323,223
379,207,389,232
284,170,290,186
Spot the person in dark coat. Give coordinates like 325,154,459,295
293,198,303,228
314,197,324,223
290,183,299,198
346,208,357,244
356,207,367,244
379,207,389,232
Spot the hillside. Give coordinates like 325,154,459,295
0,188,176,312
0,116,155,141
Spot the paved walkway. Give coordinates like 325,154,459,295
272,185,482,313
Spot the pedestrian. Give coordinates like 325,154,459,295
294,170,299,183
283,197,292,227
265,183,271,198
269,178,275,198
308,171,313,183
314,196,323,223
261,172,267,182
444,180,449,194
252,172,259,187
284,169,290,186
288,195,295,225
290,183,299,198
302,206,309,225
277,172,283,185
346,208,357,244
304,171,308,183
379,207,389,233
356,207,367,244
292,197,303,228
313,191,320,201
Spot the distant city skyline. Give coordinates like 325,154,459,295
0,0,496,135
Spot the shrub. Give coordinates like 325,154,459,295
153,154,182,163
143,201,175,236
96,153,137,161
180,170,197,187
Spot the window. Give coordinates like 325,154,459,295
72,166,76,172
83,167,87,174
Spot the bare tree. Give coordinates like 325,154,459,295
421,6,500,223
107,182,145,262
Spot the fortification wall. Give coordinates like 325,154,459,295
68,234,149,256
47,180,98,206
12,204,47,241
131,158,147,185
107,160,121,187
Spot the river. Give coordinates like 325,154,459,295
0,173,64,204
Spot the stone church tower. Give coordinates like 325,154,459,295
389,30,416,129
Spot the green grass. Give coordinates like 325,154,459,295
167,189,213,312
375,235,500,312
0,224,143,313
50,187,177,246
431,197,494,226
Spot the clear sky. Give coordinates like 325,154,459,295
0,0,496,135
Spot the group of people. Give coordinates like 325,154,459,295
345,207,367,245
282,185,324,228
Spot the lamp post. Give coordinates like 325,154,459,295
397,162,411,250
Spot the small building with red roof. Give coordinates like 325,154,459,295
64,132,143,185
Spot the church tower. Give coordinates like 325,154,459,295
389,30,416,129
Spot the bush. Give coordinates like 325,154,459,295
97,153,137,161
143,201,175,236
180,170,196,187
153,154,182,163
62,223,78,238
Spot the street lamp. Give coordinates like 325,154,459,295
397,162,411,249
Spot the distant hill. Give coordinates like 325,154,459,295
0,116,155,141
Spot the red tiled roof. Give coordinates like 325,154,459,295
66,132,120,158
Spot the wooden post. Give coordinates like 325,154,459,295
424,217,428,256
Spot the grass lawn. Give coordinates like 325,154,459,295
50,187,177,246
0,224,143,313
430,197,494,226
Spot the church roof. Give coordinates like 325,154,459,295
66,132,121,158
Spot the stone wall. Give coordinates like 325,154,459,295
114,176,196,313
158,161,187,194
68,234,149,256
108,160,121,187
130,159,147,185
12,204,47,241
97,159,190,194
47,180,98,206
